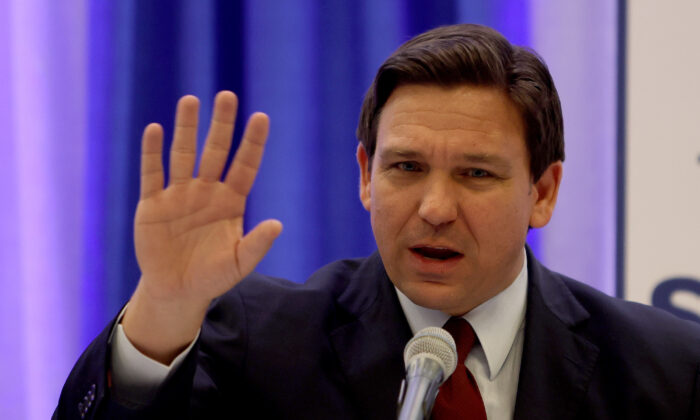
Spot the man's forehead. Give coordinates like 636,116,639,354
385,110,498,134
377,84,524,137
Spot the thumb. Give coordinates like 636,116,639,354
236,219,283,276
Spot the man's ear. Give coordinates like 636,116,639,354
529,161,563,228
356,144,372,211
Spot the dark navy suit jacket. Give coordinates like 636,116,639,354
54,250,700,419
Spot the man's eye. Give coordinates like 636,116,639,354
467,168,491,178
396,162,420,172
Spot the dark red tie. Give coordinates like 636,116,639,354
431,317,487,419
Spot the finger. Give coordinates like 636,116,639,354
140,123,165,200
169,95,200,185
198,91,238,182
236,219,283,276
224,112,269,196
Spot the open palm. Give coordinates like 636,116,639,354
134,92,282,305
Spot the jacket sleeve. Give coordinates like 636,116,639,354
52,314,202,420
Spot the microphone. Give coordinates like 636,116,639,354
397,327,457,420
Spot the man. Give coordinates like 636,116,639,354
55,24,700,419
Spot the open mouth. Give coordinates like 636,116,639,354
410,246,462,261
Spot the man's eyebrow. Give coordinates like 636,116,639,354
461,153,512,167
378,149,421,160
379,149,512,168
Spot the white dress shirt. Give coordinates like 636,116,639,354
111,251,528,418
109,307,198,404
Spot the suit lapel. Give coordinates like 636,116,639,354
514,250,600,419
328,253,413,419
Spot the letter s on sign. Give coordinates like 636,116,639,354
651,277,700,324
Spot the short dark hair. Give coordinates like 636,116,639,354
356,24,564,181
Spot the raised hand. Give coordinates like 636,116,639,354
123,91,282,363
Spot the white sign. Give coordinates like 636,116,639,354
624,1,700,322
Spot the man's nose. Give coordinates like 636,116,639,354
417,176,458,228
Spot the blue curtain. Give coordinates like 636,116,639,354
84,0,537,328
0,1,619,418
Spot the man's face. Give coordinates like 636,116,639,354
357,84,561,316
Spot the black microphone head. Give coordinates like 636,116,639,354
403,326,458,382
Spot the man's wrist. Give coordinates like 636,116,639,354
121,282,209,365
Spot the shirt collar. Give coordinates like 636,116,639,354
396,248,528,380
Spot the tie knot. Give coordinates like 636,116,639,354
443,317,476,364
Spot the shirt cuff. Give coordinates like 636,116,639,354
109,306,200,405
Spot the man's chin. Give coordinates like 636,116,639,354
399,281,471,316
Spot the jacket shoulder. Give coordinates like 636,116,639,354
524,260,700,418
559,274,700,350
